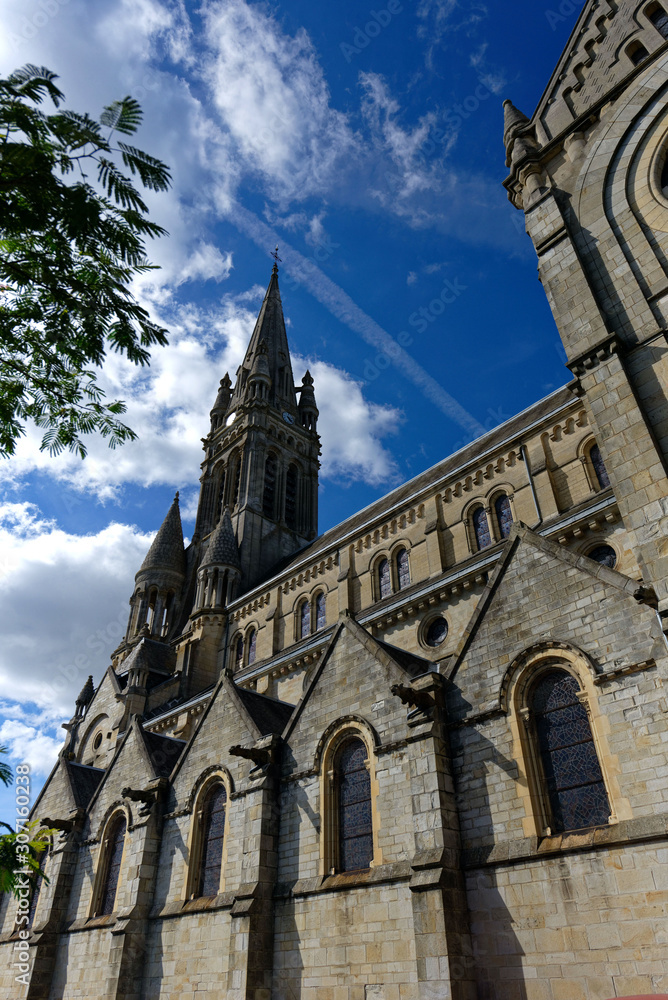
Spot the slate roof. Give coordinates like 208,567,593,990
65,761,105,808
139,493,186,577
375,639,431,677
201,507,241,569
142,731,187,777
235,686,295,736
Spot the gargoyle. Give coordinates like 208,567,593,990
41,817,75,833
390,683,435,712
229,744,271,767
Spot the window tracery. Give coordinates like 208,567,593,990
197,784,227,898
336,738,373,873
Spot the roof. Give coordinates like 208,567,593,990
201,507,241,569
235,686,295,736
142,731,187,777
118,637,176,678
138,493,186,578
65,761,105,808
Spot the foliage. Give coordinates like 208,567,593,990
0,747,55,898
0,64,172,458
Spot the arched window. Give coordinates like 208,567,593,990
627,40,649,65
300,599,310,639
396,548,410,590
378,558,391,600
98,815,126,916
27,848,48,928
263,454,276,518
216,468,226,518
230,451,242,508
531,671,610,833
587,544,617,569
589,443,610,490
247,628,257,665
495,494,513,539
336,738,373,872
197,784,227,897
647,1,668,38
235,635,244,669
472,507,491,551
285,464,298,530
315,592,327,631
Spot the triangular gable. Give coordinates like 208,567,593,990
283,612,429,748
532,0,648,141
169,673,288,788
30,757,77,823
449,523,665,718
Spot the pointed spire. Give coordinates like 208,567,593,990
228,265,297,412
201,506,241,569
298,369,318,431
503,99,531,148
138,492,186,578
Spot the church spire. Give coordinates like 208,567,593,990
227,264,298,414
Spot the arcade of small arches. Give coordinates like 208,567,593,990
374,546,411,602
127,585,177,640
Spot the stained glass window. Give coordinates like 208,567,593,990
247,629,257,665
649,3,668,37
426,617,448,647
315,592,326,630
236,635,244,668
495,494,513,539
198,785,227,897
285,464,298,530
397,548,410,590
532,671,610,833
337,738,373,872
590,444,610,490
27,849,47,928
300,600,310,639
587,545,617,569
263,455,276,518
99,816,126,915
378,559,391,599
473,507,491,551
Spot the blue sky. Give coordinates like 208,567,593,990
0,0,579,822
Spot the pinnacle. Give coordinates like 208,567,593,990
75,675,95,709
503,99,531,145
138,493,186,578
202,506,241,569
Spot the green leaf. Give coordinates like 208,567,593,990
100,96,142,135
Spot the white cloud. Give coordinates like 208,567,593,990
0,720,62,778
407,271,418,286
201,0,358,204
0,502,153,715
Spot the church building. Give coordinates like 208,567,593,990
3,1,668,996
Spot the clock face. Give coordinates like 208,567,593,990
282,411,295,424
225,411,237,427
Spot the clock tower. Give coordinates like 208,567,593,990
194,260,320,592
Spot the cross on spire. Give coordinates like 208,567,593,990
271,245,281,272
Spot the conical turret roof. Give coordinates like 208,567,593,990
138,493,186,578
211,373,232,415
503,99,531,146
201,507,241,569
228,264,297,411
75,674,95,710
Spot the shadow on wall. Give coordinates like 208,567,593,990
448,686,529,1000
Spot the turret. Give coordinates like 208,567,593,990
209,373,232,432
125,493,186,642
195,507,241,610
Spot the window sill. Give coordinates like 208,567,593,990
277,860,412,899
462,811,668,869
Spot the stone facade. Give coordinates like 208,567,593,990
3,2,668,997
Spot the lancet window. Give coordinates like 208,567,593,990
589,443,610,490
396,548,410,590
263,455,276,517
285,464,298,530
472,506,491,550
378,558,391,600
336,738,373,873
495,494,513,539
197,784,227,898
98,815,126,916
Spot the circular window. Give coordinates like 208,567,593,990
425,617,449,647
92,732,103,751
587,544,616,569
